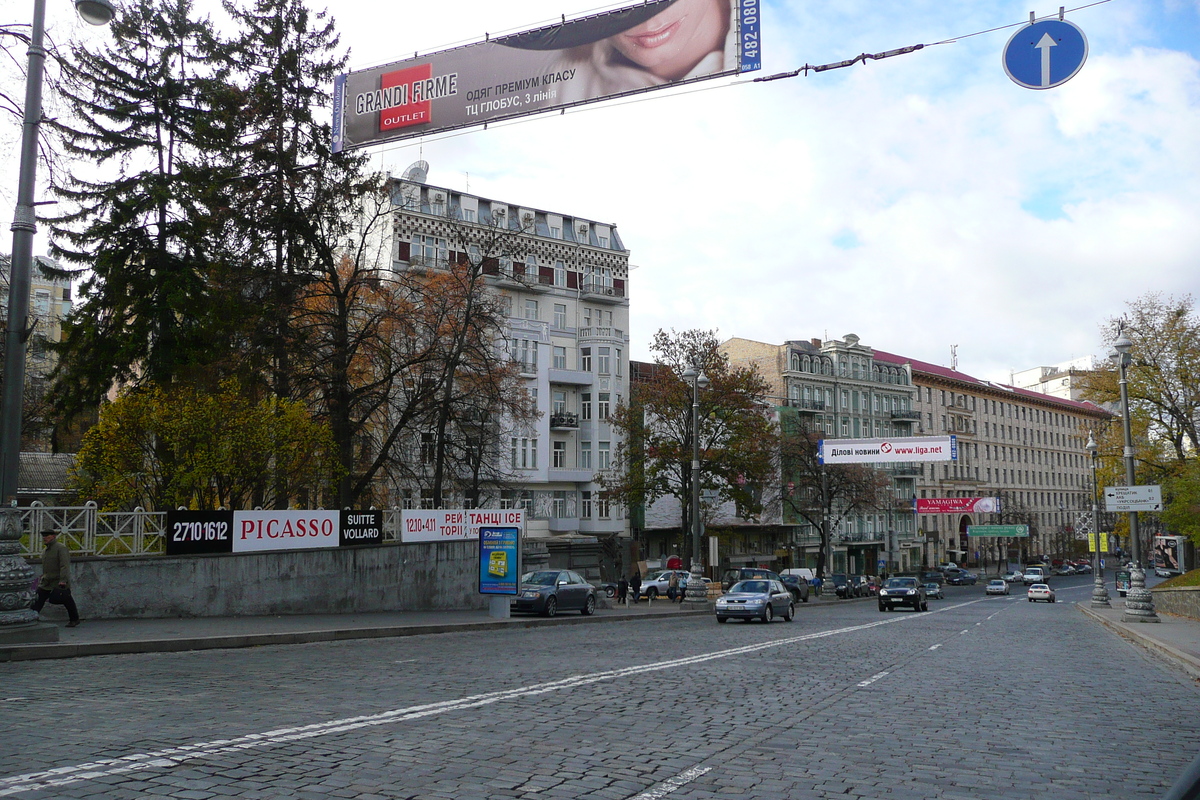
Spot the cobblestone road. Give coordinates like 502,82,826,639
2,578,1197,799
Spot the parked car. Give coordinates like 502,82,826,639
878,576,928,612
721,567,783,593
1074,562,1093,574
510,570,597,617
946,571,978,586
921,571,945,586
1052,564,1076,576
715,579,794,623
849,575,872,597
1001,570,1024,583
1027,583,1056,603
779,574,811,603
639,570,693,600
985,579,1010,596
923,582,944,599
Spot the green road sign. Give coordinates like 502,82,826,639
966,524,1030,538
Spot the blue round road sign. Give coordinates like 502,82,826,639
1003,19,1088,90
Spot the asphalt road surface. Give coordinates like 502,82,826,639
2,575,1196,799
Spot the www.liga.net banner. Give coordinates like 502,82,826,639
818,435,958,465
333,0,762,151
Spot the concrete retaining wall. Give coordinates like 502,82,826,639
32,540,551,620
1150,585,1200,622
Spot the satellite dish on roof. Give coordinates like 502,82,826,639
402,160,429,183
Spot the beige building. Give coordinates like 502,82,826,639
873,349,1111,568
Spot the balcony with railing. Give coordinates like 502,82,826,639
580,281,625,303
786,398,826,413
890,409,921,422
549,412,579,430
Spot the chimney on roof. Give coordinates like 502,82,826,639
811,338,822,347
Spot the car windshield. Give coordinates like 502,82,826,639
885,578,917,588
989,580,1005,586
523,571,560,586
732,581,769,594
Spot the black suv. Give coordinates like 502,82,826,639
877,576,928,612
828,573,854,599
721,567,783,592
779,574,811,603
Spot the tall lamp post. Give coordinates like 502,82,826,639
681,364,709,606
1085,432,1111,608
1109,329,1158,623
1,0,115,642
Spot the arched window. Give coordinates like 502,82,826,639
790,354,801,371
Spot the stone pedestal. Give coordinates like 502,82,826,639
1122,563,1159,623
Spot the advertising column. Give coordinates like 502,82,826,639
479,526,521,619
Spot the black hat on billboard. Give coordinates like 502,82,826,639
498,0,680,50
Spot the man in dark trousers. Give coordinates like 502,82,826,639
30,528,80,627
629,571,642,604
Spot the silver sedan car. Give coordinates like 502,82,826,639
715,580,794,623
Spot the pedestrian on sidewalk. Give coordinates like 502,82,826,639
667,571,680,602
629,571,642,604
30,527,81,628
617,576,628,604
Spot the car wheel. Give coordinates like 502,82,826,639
646,587,658,600
1028,598,1033,602
604,586,616,598
921,601,929,611
784,602,794,622
878,603,886,613
801,592,809,603
762,604,774,623
543,596,558,617
581,595,596,616
717,616,728,623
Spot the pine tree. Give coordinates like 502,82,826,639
46,0,229,414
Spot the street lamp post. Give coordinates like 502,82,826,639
1085,432,1111,608
0,0,115,640
681,364,709,606
1109,329,1158,623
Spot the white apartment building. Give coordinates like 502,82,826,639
1011,356,1095,401
388,166,630,543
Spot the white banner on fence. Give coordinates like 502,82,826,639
818,435,957,464
401,509,525,542
233,510,341,553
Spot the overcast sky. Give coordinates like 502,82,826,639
4,0,1198,384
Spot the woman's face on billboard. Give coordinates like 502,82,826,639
610,0,729,81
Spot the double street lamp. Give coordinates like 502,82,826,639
681,364,709,606
1085,432,1111,608
1,0,116,506
1109,329,1158,623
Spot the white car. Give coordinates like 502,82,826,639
638,570,693,600
1002,571,1023,583
1027,583,1056,603
1022,567,1047,585
985,579,1010,596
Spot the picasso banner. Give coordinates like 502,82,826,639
334,0,762,151
165,510,383,555
915,497,1001,514
818,435,957,465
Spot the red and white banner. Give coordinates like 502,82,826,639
915,497,1001,514
233,510,341,552
401,509,525,542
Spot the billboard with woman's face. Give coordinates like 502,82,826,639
333,0,762,151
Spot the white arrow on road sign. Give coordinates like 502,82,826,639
1103,485,1162,512
1035,33,1056,87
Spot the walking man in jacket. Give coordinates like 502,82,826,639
30,528,80,627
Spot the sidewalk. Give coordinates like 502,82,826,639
1077,601,1200,681
0,588,866,663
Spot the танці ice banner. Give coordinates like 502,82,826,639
333,0,762,151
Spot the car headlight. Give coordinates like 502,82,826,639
744,599,764,607
716,599,728,607
522,591,541,599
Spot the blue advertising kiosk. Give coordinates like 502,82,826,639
479,526,521,618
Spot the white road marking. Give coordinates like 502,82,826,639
393,659,417,664
961,630,970,634
929,644,942,650
629,766,712,799
857,671,890,687
0,601,984,796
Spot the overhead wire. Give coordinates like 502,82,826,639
370,0,1114,157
